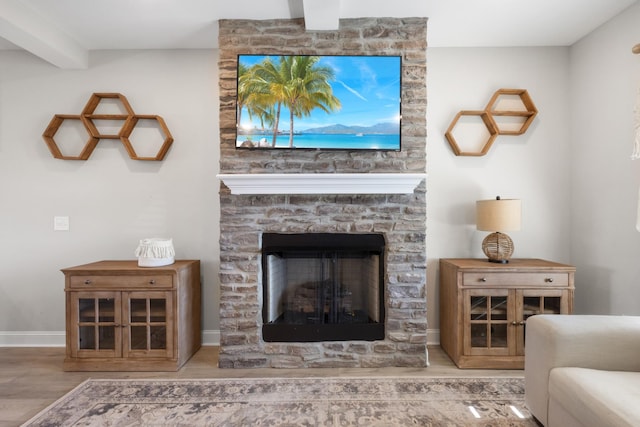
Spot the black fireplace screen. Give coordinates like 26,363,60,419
261,233,385,342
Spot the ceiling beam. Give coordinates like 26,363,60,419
302,0,341,31
0,0,87,68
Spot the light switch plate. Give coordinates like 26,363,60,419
54,216,69,231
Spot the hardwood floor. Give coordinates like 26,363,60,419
0,346,523,426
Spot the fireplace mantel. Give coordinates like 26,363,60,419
217,173,427,195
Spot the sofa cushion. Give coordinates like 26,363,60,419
549,367,640,427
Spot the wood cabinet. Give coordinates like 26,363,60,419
439,258,575,369
63,260,200,371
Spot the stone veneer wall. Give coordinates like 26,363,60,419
218,18,427,368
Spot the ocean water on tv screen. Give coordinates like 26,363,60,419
236,133,400,150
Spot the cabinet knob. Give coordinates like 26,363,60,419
480,277,487,282
545,278,554,283
511,321,518,326
149,279,156,285
84,279,92,285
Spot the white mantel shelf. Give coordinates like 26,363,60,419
217,173,427,195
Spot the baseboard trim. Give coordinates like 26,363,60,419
0,331,66,347
427,328,440,347
0,329,438,348
202,329,220,346
0,330,222,347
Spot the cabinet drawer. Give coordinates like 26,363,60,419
69,275,173,289
462,272,569,287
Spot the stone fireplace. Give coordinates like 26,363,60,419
217,17,427,368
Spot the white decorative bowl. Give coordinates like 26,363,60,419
135,238,175,267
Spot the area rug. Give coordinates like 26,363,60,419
23,376,537,426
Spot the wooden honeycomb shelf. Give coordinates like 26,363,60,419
43,114,100,160
445,88,538,156
485,88,538,136
42,93,173,161
445,110,498,157
120,115,174,161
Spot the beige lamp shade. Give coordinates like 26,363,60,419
476,198,521,232
476,197,521,263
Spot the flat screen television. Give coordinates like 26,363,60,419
236,54,401,151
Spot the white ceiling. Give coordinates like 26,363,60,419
0,0,637,68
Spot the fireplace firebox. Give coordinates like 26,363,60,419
261,233,385,342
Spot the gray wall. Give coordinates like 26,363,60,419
0,49,221,344
569,2,640,315
426,46,572,341
1,4,640,345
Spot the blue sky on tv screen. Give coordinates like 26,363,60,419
237,55,401,133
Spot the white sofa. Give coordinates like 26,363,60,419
525,315,640,427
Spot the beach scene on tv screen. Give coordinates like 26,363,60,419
236,54,401,150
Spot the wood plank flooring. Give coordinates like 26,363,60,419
0,346,523,426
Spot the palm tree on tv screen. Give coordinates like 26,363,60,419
238,62,275,141
236,62,249,127
242,55,341,147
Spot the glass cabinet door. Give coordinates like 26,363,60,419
71,291,121,358
122,291,173,358
516,289,568,354
464,289,512,356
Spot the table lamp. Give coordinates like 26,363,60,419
476,196,521,263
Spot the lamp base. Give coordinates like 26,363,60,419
482,232,514,263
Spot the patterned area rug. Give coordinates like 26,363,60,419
23,377,537,426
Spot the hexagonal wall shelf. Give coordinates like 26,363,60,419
43,93,173,161
43,114,99,160
120,115,174,161
485,88,538,135
81,93,134,139
445,110,498,156
445,88,538,156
